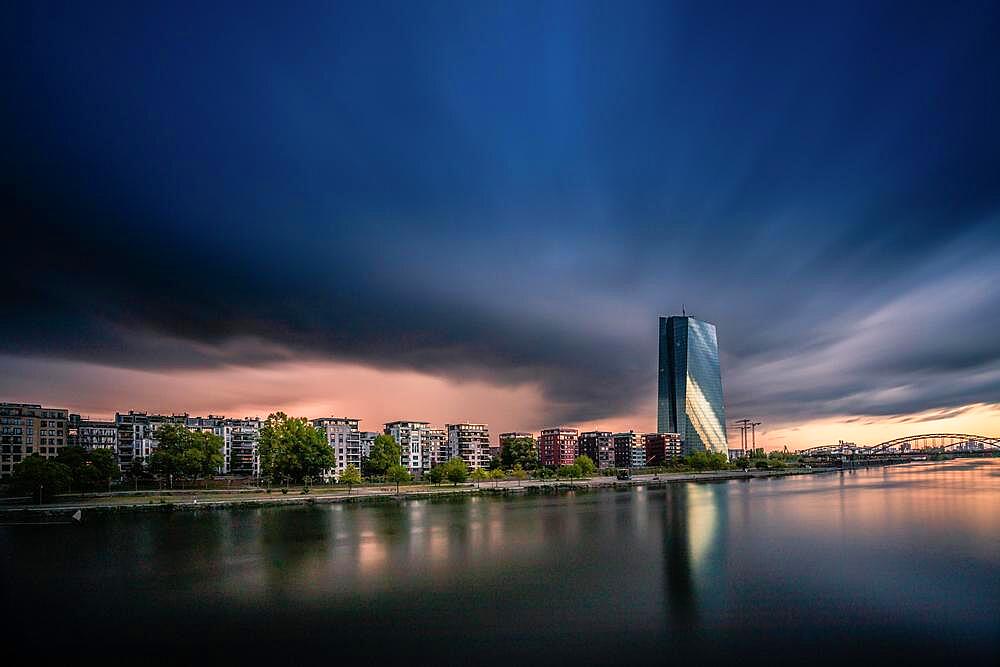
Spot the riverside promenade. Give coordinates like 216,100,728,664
0,467,835,518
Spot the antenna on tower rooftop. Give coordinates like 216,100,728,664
682,304,686,317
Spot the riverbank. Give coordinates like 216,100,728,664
0,466,838,520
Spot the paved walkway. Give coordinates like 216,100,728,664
0,468,833,515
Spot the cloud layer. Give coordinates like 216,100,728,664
3,2,999,441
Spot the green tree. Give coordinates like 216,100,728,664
445,457,469,486
149,424,224,485
489,468,505,487
386,464,411,494
339,464,362,494
557,464,582,479
500,436,538,470
428,464,447,485
11,455,72,502
574,454,596,476
180,448,206,481
366,434,401,477
258,413,334,483
534,466,554,480
56,446,119,491
471,467,488,488
488,455,503,471
511,464,528,487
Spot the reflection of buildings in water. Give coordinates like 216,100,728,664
664,485,697,631
663,484,725,638
357,529,388,575
258,507,334,596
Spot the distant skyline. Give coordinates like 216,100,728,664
3,1,999,449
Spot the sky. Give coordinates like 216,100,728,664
3,1,999,449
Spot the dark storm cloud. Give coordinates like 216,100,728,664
3,1,1000,425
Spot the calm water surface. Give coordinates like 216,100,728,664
4,459,998,663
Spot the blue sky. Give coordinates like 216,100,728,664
3,1,999,443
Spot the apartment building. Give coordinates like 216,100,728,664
186,415,261,476
75,418,118,451
228,418,261,476
577,431,614,469
448,423,491,470
360,431,379,460
539,427,579,467
384,420,429,475
644,432,683,466
115,411,188,473
0,402,69,478
613,431,647,468
425,427,450,471
312,417,361,481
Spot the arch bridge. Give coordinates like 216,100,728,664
799,434,1000,458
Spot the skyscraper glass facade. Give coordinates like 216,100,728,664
657,316,728,456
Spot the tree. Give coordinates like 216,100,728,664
56,446,119,491
339,464,362,494
258,413,334,483
471,467,488,488
533,466,554,480
366,434,401,478
179,447,206,484
574,455,596,477
445,457,468,486
511,464,528,487
149,424,224,485
11,455,72,502
557,464,582,479
684,451,730,471
488,455,503,471
428,464,447,485
501,436,538,470
386,464,411,494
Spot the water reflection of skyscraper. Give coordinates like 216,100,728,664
662,484,725,648
664,485,697,634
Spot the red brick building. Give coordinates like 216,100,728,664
644,432,683,466
539,427,579,467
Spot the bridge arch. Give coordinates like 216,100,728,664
799,434,999,457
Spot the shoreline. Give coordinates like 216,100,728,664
0,466,841,519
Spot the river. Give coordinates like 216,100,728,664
3,458,998,663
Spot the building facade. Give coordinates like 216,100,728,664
658,315,728,457
425,427,450,470
313,417,361,481
115,411,188,474
76,418,118,451
448,423,491,470
360,431,379,460
0,402,69,478
613,431,646,468
644,432,683,466
385,421,430,475
539,427,579,467
577,431,614,469
227,418,261,476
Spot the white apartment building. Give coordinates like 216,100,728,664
448,423,491,470
425,427,450,471
384,421,429,475
187,415,261,476
360,431,378,460
115,411,188,474
312,417,362,481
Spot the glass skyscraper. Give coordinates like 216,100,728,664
657,315,728,456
